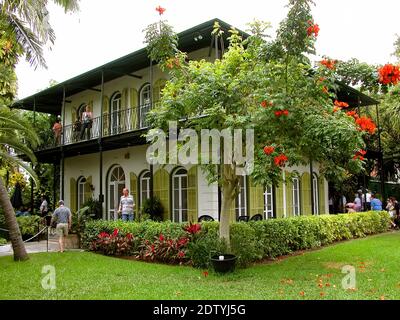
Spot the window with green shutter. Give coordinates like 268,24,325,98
275,181,284,218
249,177,264,218
285,171,293,217
70,177,77,213
102,95,109,136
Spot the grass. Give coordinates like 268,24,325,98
1,231,400,300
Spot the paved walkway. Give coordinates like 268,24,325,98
0,234,83,257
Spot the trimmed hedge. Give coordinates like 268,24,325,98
82,211,390,268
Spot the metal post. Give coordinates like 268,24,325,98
375,103,385,198
99,70,104,218
62,86,66,145
310,160,314,215
61,151,65,200
149,60,154,201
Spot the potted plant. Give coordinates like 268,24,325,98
210,254,237,273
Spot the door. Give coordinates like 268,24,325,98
108,165,125,220
110,92,121,134
172,168,188,222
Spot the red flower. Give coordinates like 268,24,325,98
155,5,166,15
282,109,289,116
159,234,164,242
184,222,201,234
378,64,400,85
177,237,189,247
178,251,185,258
263,146,275,155
320,59,336,70
274,154,288,167
353,149,367,161
126,233,133,240
261,100,267,108
274,110,282,117
112,228,119,237
98,232,109,239
203,271,209,277
355,116,377,134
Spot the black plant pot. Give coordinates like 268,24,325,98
210,254,237,273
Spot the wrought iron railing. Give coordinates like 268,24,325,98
37,105,153,150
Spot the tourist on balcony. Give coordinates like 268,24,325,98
52,119,62,145
72,119,81,142
80,105,93,140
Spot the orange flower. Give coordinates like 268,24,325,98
155,5,166,15
346,111,359,119
320,59,336,70
307,23,320,37
378,64,400,85
334,100,349,108
355,116,377,134
263,146,275,155
274,154,288,167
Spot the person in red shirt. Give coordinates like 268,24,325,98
52,119,62,145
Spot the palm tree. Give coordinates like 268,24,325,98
0,0,79,68
0,0,79,260
0,108,40,261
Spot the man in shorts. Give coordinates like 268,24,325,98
51,200,72,252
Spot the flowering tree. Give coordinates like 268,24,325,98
145,0,374,248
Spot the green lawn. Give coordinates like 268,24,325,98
1,231,400,300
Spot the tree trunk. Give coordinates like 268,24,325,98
219,164,236,251
0,176,29,261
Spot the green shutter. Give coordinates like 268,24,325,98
130,88,138,129
187,166,198,223
301,172,311,215
152,79,166,107
70,177,77,213
102,96,109,136
275,181,284,218
129,172,138,216
286,172,293,217
71,107,77,123
154,168,170,221
319,176,326,214
84,176,92,203
121,88,128,109
249,177,264,217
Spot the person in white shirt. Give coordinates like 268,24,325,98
118,188,135,221
40,196,48,217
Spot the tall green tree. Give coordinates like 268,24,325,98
0,0,79,261
146,0,372,248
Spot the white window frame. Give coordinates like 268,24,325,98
110,92,121,134
264,185,274,219
108,165,125,221
235,175,247,217
77,176,86,211
139,171,151,208
139,84,151,128
172,168,188,223
292,177,300,216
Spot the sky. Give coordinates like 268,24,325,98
15,0,400,99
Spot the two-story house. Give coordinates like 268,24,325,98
12,19,380,222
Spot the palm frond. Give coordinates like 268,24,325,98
0,150,39,186
52,0,80,13
6,13,47,68
0,136,37,164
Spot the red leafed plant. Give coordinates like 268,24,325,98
91,229,136,256
184,222,202,235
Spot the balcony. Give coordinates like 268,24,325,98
39,104,152,150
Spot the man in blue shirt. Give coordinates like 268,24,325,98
370,193,382,211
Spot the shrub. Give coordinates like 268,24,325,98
0,237,7,245
16,215,42,239
82,211,390,268
141,196,164,221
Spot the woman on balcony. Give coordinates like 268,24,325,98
80,105,93,140
52,119,62,145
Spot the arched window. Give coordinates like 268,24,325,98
172,167,188,222
139,170,151,208
292,176,300,216
110,92,121,134
264,185,275,219
313,173,319,215
235,175,247,218
139,84,151,128
77,176,86,211
107,165,125,220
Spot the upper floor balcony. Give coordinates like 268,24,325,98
43,103,153,150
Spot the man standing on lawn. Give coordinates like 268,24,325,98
51,200,72,252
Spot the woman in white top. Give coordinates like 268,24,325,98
80,105,93,140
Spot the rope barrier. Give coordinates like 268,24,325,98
23,227,48,243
